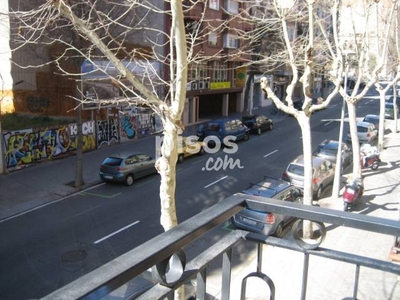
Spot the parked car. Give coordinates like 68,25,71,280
158,136,206,163
346,121,378,143
282,155,335,199
231,177,302,237
362,114,382,131
313,140,352,173
385,102,399,119
242,115,273,135
177,136,206,163
198,118,250,145
99,152,157,186
385,96,400,107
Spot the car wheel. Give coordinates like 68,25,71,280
315,185,323,200
274,223,284,238
343,202,349,211
257,128,262,135
198,147,205,156
125,174,134,186
178,154,184,163
243,132,250,141
371,161,379,170
269,123,273,130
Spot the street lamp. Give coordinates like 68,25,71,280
332,50,355,198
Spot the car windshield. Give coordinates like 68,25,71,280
287,164,304,176
386,103,394,108
357,126,368,133
102,157,123,166
206,123,221,132
363,117,377,124
317,147,337,156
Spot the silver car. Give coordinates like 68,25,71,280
231,177,302,237
313,140,352,173
99,152,157,186
282,155,335,199
346,121,377,143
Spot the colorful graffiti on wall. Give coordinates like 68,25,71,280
119,107,155,143
97,119,119,148
2,121,96,169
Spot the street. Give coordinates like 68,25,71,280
0,92,385,299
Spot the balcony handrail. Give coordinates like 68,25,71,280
42,193,400,300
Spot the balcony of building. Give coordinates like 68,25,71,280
43,193,400,300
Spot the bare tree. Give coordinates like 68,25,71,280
12,0,191,297
239,0,340,219
336,0,397,180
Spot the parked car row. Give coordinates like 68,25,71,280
197,115,274,144
100,115,274,186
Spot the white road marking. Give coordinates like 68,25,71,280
324,120,333,126
263,150,278,158
204,176,228,189
94,220,140,244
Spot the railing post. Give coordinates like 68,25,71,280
196,269,207,300
353,264,360,299
221,248,232,300
300,253,310,300
257,243,263,273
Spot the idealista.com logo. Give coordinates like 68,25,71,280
155,135,244,171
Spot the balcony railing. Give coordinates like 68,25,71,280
43,193,400,300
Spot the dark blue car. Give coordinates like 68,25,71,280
198,118,250,146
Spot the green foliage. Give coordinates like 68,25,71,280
1,113,74,131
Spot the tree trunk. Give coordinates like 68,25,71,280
157,120,178,230
297,113,314,238
378,89,385,150
347,101,362,179
243,73,254,117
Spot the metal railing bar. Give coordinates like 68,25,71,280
300,253,310,300
257,243,263,274
221,248,233,300
196,269,207,300
135,231,242,299
243,231,400,275
353,264,360,299
242,194,400,237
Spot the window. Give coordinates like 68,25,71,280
225,0,239,14
212,61,228,82
223,33,238,49
137,154,150,162
210,0,219,10
126,156,139,165
208,31,218,46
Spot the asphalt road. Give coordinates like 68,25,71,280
0,90,384,299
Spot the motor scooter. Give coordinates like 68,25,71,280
360,144,381,170
343,178,364,211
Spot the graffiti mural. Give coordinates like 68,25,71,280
97,119,119,148
2,121,96,169
119,107,156,143
120,113,137,142
69,122,96,152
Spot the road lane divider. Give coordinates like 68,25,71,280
80,191,121,198
94,220,140,244
204,175,228,189
263,150,278,158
